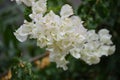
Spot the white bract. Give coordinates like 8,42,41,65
11,0,34,6
32,0,47,14
13,0,115,70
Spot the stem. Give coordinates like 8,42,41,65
29,51,49,62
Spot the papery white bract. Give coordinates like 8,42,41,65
14,21,34,42
60,4,74,18
11,0,34,6
13,0,115,70
32,0,47,14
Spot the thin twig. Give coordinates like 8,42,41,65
29,51,49,62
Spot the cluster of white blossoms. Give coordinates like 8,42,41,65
13,0,115,70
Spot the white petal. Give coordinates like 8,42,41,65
14,32,27,42
70,48,81,59
22,0,34,6
98,29,109,35
98,29,112,44
32,0,47,14
60,4,74,18
108,46,115,55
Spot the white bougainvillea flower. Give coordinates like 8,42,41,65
32,0,47,14
60,4,74,18
14,21,34,42
13,0,115,70
11,0,34,6
70,48,81,59
49,52,69,70
98,29,112,44
80,29,115,65
70,16,87,35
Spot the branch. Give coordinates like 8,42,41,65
29,51,49,62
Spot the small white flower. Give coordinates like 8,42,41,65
11,0,34,6
60,4,74,18
14,32,28,42
108,45,115,55
70,48,81,59
32,0,47,14
98,29,112,44
14,21,34,42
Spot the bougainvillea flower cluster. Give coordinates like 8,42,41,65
12,0,115,70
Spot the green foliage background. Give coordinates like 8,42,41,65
0,0,120,80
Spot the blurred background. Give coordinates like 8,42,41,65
0,0,120,80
